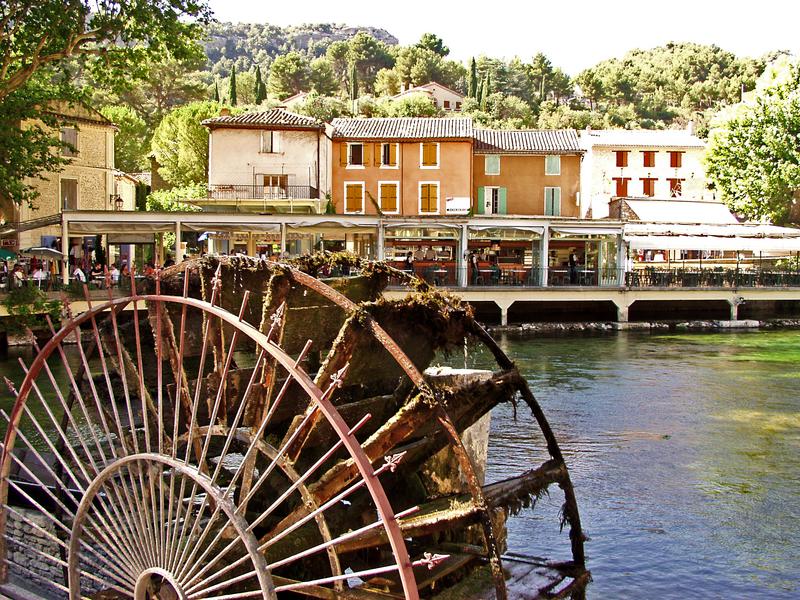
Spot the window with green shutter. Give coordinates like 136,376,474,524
544,187,561,216
484,155,500,175
498,187,507,214
545,155,560,175
476,187,485,214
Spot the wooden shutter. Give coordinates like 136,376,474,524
498,188,507,215
389,144,397,166
61,179,78,210
380,183,397,212
362,144,371,167
340,143,347,166
345,184,362,213
422,143,437,166
670,151,682,168
476,187,485,214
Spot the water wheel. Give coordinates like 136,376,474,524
0,256,588,599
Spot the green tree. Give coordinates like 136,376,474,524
374,68,400,97
267,52,311,100
295,93,351,122
0,0,211,207
213,81,220,102
417,33,449,57
348,32,394,92
706,57,800,224
380,93,442,117
574,68,604,109
309,58,339,96
468,57,478,98
150,101,224,187
229,65,238,106
349,62,359,101
146,183,205,211
100,105,150,172
254,65,265,104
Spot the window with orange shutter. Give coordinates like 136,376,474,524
641,178,657,197
642,151,656,168
381,143,398,167
421,143,439,167
419,183,438,213
379,182,399,213
344,183,364,213
668,178,684,197
669,151,683,168
613,177,630,197
615,150,628,167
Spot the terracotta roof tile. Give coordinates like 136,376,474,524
203,108,322,129
474,129,582,154
332,117,473,140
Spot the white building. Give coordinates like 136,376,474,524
580,127,711,219
393,82,465,111
202,108,332,214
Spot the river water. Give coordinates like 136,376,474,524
455,330,800,599
1,330,798,598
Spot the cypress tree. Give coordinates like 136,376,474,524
480,75,490,110
476,74,484,106
254,66,264,104
213,81,220,102
468,58,477,98
349,62,358,102
229,65,238,106
259,81,267,104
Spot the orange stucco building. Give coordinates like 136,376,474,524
472,129,583,217
330,118,473,217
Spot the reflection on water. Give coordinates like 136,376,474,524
447,330,800,598
1,331,799,598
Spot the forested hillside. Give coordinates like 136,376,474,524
94,20,785,180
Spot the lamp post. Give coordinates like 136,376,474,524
110,194,123,211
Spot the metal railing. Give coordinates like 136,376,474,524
626,268,800,288
207,184,319,200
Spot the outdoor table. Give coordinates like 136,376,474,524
478,269,496,285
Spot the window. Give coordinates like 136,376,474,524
420,142,439,168
379,182,399,213
455,102,462,110
484,155,500,175
261,174,289,198
443,100,451,109
544,187,561,216
641,178,657,197
669,151,683,168
419,182,439,214
615,150,629,167
61,127,78,157
61,179,78,210
545,155,561,175
613,177,630,197
344,182,364,213
642,151,656,168
668,178,684,197
348,143,364,167
260,131,275,153
381,143,398,167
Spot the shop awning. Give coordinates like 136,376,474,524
68,221,176,234
468,224,545,234
550,226,622,236
384,222,462,229
180,223,281,233
624,223,800,251
624,200,739,224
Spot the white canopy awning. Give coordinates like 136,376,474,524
550,226,621,236
468,224,545,234
624,223,800,251
625,200,739,224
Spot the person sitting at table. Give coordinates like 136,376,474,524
12,264,26,288
121,261,130,279
109,263,120,286
143,262,155,277
403,251,413,272
72,265,87,284
91,262,103,278
31,266,47,286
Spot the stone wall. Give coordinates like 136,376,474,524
5,507,66,598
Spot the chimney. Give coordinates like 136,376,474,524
219,107,231,117
687,120,695,135
400,83,407,93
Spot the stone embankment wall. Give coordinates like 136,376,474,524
5,507,65,599
489,318,800,335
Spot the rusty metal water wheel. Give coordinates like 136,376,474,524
0,257,588,599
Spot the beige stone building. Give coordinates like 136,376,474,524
7,103,119,251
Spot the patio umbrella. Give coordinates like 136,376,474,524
20,246,64,260
0,248,16,261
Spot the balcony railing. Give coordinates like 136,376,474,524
207,184,319,200
626,268,800,288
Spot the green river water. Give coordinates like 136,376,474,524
1,330,799,598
